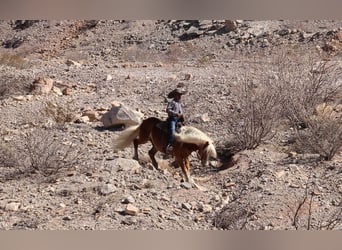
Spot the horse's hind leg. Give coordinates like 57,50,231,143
133,138,139,161
133,130,151,161
148,145,159,169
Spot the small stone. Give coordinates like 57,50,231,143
82,110,99,122
99,184,117,195
63,216,72,221
106,74,113,81
121,195,135,204
12,95,25,101
52,86,63,96
184,73,193,80
62,87,73,95
121,217,138,225
198,204,213,213
181,203,192,211
5,202,21,211
66,59,81,67
289,183,300,188
180,182,193,189
224,182,236,188
200,113,210,122
124,204,140,216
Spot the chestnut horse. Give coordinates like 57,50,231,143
112,117,217,189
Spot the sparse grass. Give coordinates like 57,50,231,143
0,141,18,168
0,72,31,99
0,53,29,69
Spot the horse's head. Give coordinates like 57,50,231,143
197,141,217,167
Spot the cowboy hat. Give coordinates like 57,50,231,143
167,88,187,98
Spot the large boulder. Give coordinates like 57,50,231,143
30,77,54,95
100,101,143,128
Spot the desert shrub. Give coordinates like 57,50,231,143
291,114,342,160
0,53,29,69
214,196,254,230
0,71,31,99
274,53,341,126
43,101,76,128
224,66,281,151
0,142,18,168
273,50,342,160
21,128,82,179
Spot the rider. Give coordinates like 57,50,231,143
165,87,186,153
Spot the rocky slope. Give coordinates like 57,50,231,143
0,20,341,229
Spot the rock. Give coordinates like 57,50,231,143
100,102,143,128
278,29,290,36
180,182,193,189
106,74,113,81
182,203,192,211
30,77,54,95
198,203,213,213
337,31,342,41
5,202,21,211
52,86,63,96
12,95,26,101
124,204,140,216
109,158,142,172
98,184,117,195
224,20,237,32
82,109,99,122
62,87,73,95
121,217,138,225
66,59,81,67
75,116,90,124
121,195,135,204
184,73,193,80
200,113,210,122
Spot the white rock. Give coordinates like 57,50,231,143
5,202,21,211
110,158,141,172
99,184,117,195
101,102,143,128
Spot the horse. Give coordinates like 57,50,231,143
112,117,217,190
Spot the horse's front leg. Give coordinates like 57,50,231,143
178,157,191,183
179,157,206,191
148,145,159,169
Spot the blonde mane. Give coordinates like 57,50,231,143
174,126,213,145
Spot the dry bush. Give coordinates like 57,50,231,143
0,71,31,99
0,142,18,168
273,50,342,160
0,53,29,69
291,116,342,160
224,64,281,151
287,171,342,230
43,101,76,128
21,128,82,180
274,52,341,126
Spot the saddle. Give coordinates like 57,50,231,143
156,118,185,133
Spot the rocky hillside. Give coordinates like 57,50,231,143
0,20,341,230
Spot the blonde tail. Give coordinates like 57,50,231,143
112,125,140,152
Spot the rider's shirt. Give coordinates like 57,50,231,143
166,100,183,119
